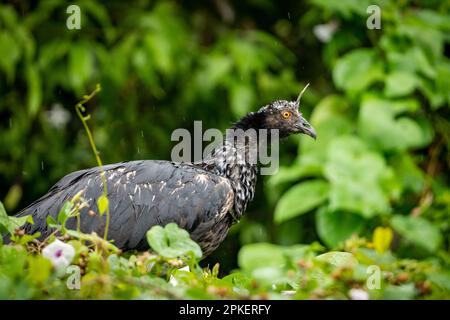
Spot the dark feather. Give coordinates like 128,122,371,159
17,160,234,255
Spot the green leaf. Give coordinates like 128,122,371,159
358,96,432,151
274,180,329,223
238,243,285,272
0,201,29,235
298,95,352,172
324,136,391,218
237,243,294,285
97,195,109,215
391,215,442,252
57,202,73,224
384,71,417,98
315,251,357,267
146,223,202,259
386,46,436,79
46,215,57,227
316,207,365,248
333,48,384,94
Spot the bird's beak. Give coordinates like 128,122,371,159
297,116,316,139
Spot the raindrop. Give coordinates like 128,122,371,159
141,130,144,138
288,12,291,20
41,161,44,171
137,147,140,154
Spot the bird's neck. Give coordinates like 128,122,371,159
210,140,258,221
207,114,266,220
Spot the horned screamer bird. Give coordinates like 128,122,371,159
13,89,316,257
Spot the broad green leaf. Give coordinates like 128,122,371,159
0,202,30,235
386,47,436,79
274,180,329,223
358,96,432,151
315,251,357,267
308,95,349,125
10,214,33,228
238,243,294,285
238,243,285,272
384,71,417,98
396,22,443,63
333,49,384,94
146,223,202,259
324,136,391,217
298,95,352,170
391,215,442,252
316,207,365,248
97,195,109,215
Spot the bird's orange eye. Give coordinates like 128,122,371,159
282,111,291,119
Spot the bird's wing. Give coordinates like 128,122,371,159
18,160,234,250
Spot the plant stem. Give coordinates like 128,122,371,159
74,84,111,240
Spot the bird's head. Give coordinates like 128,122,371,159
233,84,316,139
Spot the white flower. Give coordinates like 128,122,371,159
349,288,370,300
169,265,190,286
313,20,339,43
45,103,71,129
42,239,75,275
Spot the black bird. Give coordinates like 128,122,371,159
14,96,316,256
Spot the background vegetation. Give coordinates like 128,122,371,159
0,0,449,299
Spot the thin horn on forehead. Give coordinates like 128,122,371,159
296,83,310,106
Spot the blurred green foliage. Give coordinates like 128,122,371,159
0,0,449,299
